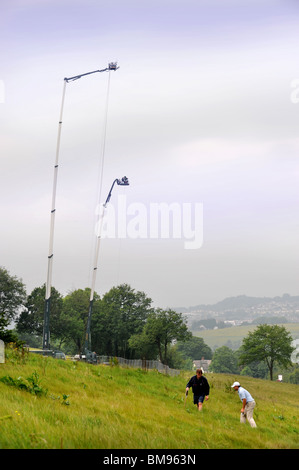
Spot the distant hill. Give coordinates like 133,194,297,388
174,294,299,323
175,294,299,313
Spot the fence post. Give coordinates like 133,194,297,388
95,355,180,375
0,340,4,363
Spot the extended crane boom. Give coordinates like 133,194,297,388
42,62,119,353
65,62,119,82
83,176,129,363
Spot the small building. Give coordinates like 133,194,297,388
193,357,212,373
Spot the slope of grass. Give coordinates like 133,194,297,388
0,348,298,449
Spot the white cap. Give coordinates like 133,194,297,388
231,381,240,388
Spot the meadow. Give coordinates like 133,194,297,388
193,322,299,350
0,347,298,450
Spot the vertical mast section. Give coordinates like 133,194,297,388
43,79,67,351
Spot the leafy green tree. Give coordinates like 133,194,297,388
166,344,194,370
128,330,159,360
176,335,213,361
240,361,268,379
0,267,26,341
91,284,152,358
142,308,192,365
62,288,100,354
239,324,295,380
289,367,299,384
16,284,63,346
210,346,239,374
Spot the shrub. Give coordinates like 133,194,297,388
0,370,47,396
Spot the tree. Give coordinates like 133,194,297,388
0,267,26,340
238,324,295,380
210,346,239,374
143,308,192,365
176,335,213,361
16,284,63,346
289,367,299,385
165,344,194,370
239,361,268,379
62,288,100,354
128,330,159,360
91,284,152,358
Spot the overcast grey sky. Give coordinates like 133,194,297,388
1,0,299,308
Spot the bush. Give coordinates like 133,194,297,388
4,342,28,364
0,370,47,396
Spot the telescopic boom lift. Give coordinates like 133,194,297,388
43,62,119,354
83,176,129,363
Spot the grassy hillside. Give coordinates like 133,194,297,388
0,347,298,449
193,322,299,350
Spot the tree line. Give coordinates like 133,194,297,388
0,266,194,365
0,266,297,382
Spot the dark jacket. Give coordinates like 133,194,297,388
186,375,210,396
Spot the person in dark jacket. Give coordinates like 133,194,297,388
186,369,210,411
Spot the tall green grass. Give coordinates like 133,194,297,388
0,348,298,449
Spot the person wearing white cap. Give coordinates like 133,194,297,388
231,381,257,428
